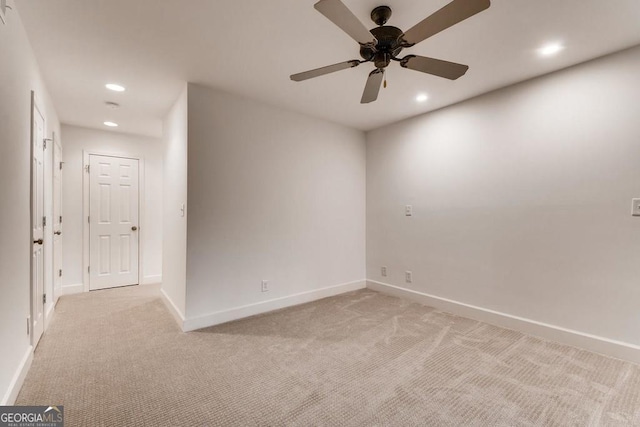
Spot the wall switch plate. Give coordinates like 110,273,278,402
381,266,387,277
261,280,269,292
405,205,413,217
632,199,640,216
405,271,413,283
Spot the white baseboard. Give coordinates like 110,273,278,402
1,346,33,405
160,288,185,329
183,280,367,332
367,280,640,364
61,283,84,295
142,275,162,285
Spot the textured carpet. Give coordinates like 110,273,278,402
16,285,640,426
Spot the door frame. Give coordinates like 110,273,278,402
52,134,62,305
44,131,56,324
82,150,145,292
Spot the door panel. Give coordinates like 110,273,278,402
89,155,139,290
31,97,45,346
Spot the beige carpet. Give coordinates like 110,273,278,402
16,285,640,426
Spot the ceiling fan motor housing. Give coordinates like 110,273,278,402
360,25,404,68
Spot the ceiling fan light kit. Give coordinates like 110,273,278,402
290,0,491,104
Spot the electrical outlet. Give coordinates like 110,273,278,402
405,205,413,217
405,271,413,283
632,198,640,216
261,280,269,292
381,266,387,277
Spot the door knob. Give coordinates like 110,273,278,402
55,231,62,235
131,226,138,231
33,239,43,245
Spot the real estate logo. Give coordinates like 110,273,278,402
0,406,64,427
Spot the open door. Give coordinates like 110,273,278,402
31,92,45,347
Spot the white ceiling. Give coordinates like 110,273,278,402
17,0,640,138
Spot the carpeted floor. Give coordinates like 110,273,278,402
16,285,640,426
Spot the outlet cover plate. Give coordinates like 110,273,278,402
405,205,413,217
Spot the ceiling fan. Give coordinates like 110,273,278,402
290,0,491,103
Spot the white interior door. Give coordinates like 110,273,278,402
31,96,45,346
53,139,63,301
89,155,139,290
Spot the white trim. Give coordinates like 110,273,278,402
182,280,366,332
367,280,640,364
52,135,63,305
44,301,55,332
142,275,162,285
1,346,33,405
61,283,84,295
44,130,54,332
82,151,145,292
160,288,185,328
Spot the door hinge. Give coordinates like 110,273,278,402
59,269,62,277
60,215,63,224
60,161,63,170
88,266,90,273
88,216,90,224
85,164,90,173
27,318,30,336
43,216,46,227
43,294,47,304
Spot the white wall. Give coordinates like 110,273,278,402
161,86,188,318
367,46,640,347
60,125,163,291
0,7,60,404
184,83,366,323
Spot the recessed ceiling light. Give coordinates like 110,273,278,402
104,121,118,127
105,83,125,92
416,93,429,103
538,43,564,57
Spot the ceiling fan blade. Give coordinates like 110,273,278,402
290,60,360,82
402,0,490,46
314,0,377,46
400,55,469,80
361,69,385,104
